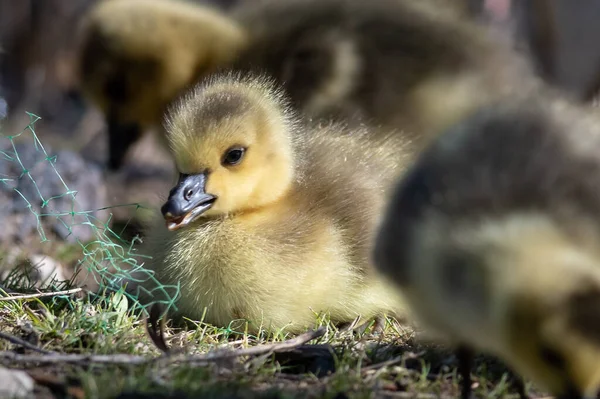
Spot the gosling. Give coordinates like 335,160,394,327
136,73,413,334
374,93,600,399
76,0,246,170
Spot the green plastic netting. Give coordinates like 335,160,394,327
0,112,180,316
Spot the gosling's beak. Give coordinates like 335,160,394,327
106,116,142,171
161,172,216,231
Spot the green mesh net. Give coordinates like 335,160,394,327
0,112,180,316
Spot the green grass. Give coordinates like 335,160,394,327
0,265,541,399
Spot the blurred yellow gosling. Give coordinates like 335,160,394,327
374,94,600,399
76,0,246,170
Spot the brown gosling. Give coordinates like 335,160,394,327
136,73,413,334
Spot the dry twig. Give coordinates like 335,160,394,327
0,288,83,301
187,327,327,361
0,327,327,366
0,351,149,365
0,331,55,355
361,356,404,373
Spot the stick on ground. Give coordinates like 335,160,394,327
0,288,83,301
0,332,55,355
0,327,327,366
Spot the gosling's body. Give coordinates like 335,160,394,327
139,74,411,333
76,0,532,169
374,93,600,398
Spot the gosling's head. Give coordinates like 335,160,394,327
160,74,298,230
76,0,245,168
374,102,600,398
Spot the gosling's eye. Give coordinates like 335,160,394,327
222,147,246,166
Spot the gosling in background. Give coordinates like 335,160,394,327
76,0,532,170
135,73,413,334
374,93,600,399
76,0,246,170
230,0,532,142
